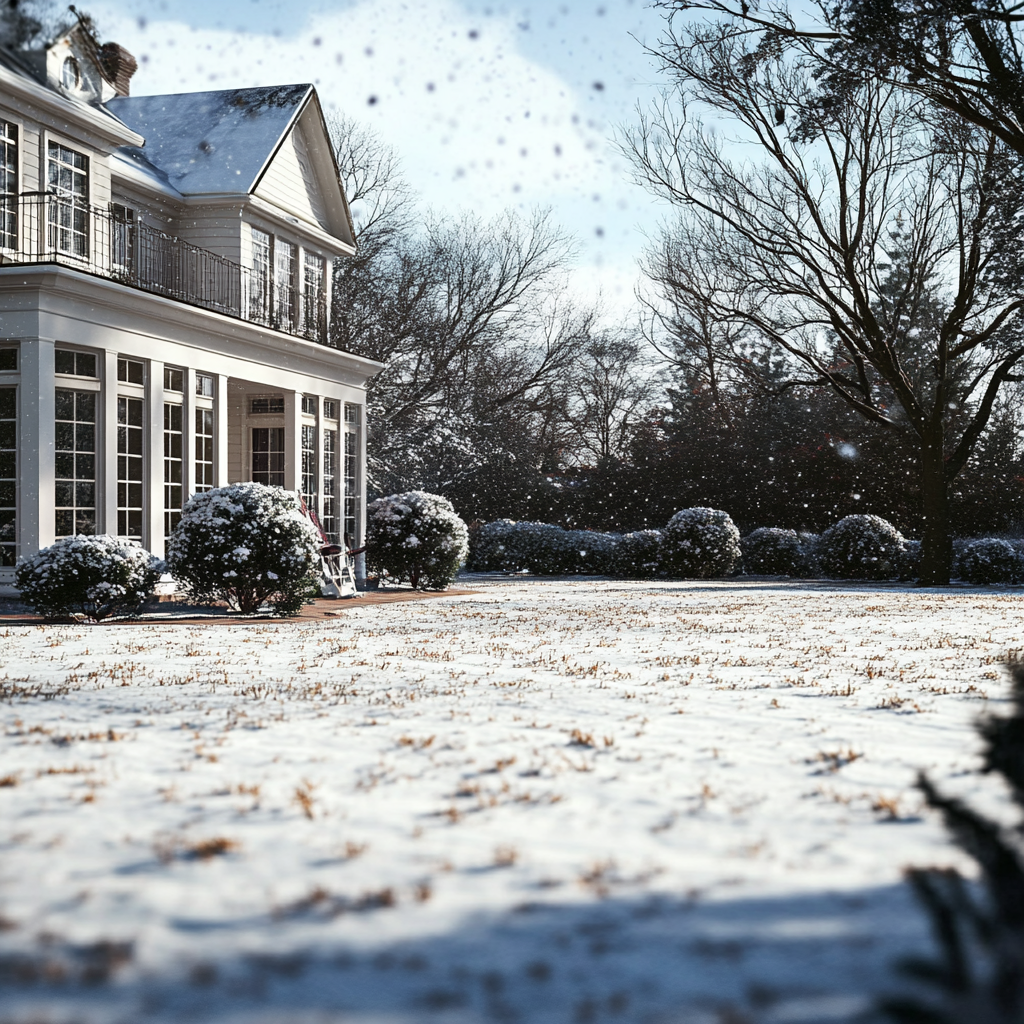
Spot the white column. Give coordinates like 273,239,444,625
183,368,197,501
283,390,301,494
356,401,367,581
215,374,229,487
19,338,54,554
102,350,118,536
146,359,164,556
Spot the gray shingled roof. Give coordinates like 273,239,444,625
107,84,312,197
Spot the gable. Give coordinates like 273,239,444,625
251,94,355,249
254,116,329,231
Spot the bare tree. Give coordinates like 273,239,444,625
655,0,1024,161
639,227,787,429
327,116,591,494
625,22,1024,583
567,330,654,465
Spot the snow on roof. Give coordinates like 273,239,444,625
109,147,184,200
107,84,312,197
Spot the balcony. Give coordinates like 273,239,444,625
0,193,328,344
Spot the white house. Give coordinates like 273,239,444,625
0,18,382,585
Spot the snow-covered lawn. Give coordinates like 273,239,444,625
0,577,1019,1024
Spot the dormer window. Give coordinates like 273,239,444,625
61,56,80,90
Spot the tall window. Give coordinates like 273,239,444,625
303,252,324,338
47,142,89,258
344,404,360,548
0,121,17,251
251,427,284,487
195,408,214,493
110,203,135,280
117,396,144,538
164,404,183,541
55,389,95,537
322,428,337,542
0,388,14,565
301,424,316,508
249,227,271,322
276,241,296,330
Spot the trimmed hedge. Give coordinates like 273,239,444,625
741,527,806,577
661,507,741,579
957,538,1021,584
611,530,663,578
819,514,907,580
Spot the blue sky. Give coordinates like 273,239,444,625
86,0,670,318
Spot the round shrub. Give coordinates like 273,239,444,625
167,483,322,615
741,527,806,576
958,538,1021,585
819,514,907,580
661,507,741,579
366,490,469,590
16,534,161,622
611,530,663,578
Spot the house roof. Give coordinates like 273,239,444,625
107,84,313,197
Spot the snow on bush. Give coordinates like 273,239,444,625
741,527,806,577
611,530,663,578
819,514,907,580
366,491,469,590
957,538,1022,585
466,519,517,572
15,534,161,622
167,484,322,615
465,520,619,575
661,507,741,579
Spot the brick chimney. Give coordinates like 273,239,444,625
99,43,137,97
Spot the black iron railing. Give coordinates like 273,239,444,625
0,193,328,344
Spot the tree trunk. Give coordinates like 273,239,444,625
918,432,953,586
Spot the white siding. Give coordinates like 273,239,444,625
254,121,328,230
228,387,245,483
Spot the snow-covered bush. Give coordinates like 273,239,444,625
741,527,806,576
506,521,567,573
16,534,161,622
466,519,517,572
898,539,922,581
661,507,741,579
366,491,469,590
819,514,907,580
167,484,322,615
568,530,619,575
465,520,619,575
611,530,663,578
957,538,1021,585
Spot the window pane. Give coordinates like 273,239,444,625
164,401,184,545
54,386,95,538
55,350,76,375
195,408,214,493
75,352,96,377
118,396,144,538
164,367,184,392
0,121,17,252
0,350,16,372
